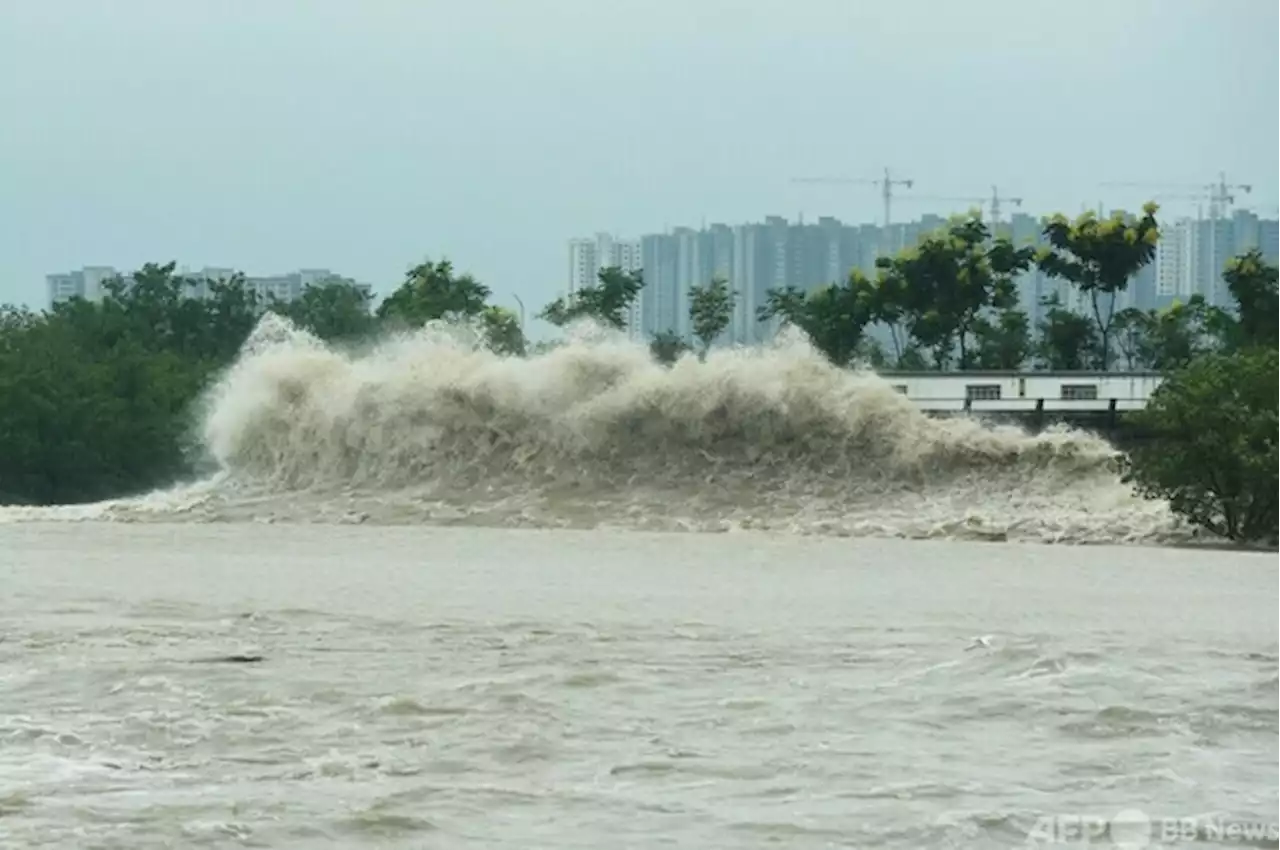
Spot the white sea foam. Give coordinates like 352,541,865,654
0,314,1185,544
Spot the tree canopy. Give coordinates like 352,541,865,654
688,275,735,357
2,212,1275,549
1036,204,1160,370
539,266,644,331
0,256,526,506
1121,348,1277,544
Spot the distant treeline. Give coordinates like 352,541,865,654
1,205,1274,544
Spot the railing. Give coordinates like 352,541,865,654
907,397,1150,414
876,371,1162,414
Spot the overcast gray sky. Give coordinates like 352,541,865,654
2,0,1276,321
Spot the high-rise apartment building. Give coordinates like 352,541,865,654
45,266,121,305
566,233,643,336
1154,219,1195,301
1259,219,1280,265
1147,209,1279,308
46,266,369,309
570,207,1278,350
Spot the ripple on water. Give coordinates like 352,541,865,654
0,524,1275,849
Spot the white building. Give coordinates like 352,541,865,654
884,370,1163,413
45,266,122,305
1154,218,1195,299
566,233,643,336
46,266,369,309
1149,210,1280,307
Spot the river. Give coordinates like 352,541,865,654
1,523,1275,849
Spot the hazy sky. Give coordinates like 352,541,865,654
2,0,1276,324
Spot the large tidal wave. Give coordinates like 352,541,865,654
1,314,1185,544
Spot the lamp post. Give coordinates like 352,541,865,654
512,294,526,334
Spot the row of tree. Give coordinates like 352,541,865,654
553,204,1224,375
540,214,1275,545
1,204,1274,544
563,202,1269,376
0,260,524,505
1113,247,1276,545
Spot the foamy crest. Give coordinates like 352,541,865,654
1,315,1185,544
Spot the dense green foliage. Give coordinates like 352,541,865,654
741,209,1161,372
1121,348,1277,544
649,330,692,365
688,275,736,357
539,267,644,331
1118,251,1279,545
757,271,879,367
0,259,524,505
2,205,1275,547
1037,204,1160,370
533,208,1247,382
1121,249,1280,545
530,218,1276,546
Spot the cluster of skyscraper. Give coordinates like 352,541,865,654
46,266,370,308
568,209,1280,345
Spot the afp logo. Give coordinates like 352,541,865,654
1025,809,1152,848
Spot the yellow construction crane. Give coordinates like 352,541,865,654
898,185,1024,225
790,167,914,226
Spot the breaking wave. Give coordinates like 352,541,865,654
0,314,1186,544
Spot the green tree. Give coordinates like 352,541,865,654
0,306,42,360
0,280,219,505
892,346,930,371
649,330,692,365
201,277,264,362
528,340,564,356
272,279,375,343
1,255,535,507
853,336,889,368
867,269,912,362
539,266,644,331
688,275,735,356
1112,307,1152,370
1219,249,1278,351
48,265,261,367
1121,348,1277,544
758,272,877,367
874,213,1034,369
1037,203,1160,370
377,259,491,326
972,306,1032,370
479,305,526,356
1034,293,1098,370
1113,296,1224,371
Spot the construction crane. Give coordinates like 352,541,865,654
790,167,914,226
1102,174,1253,301
1147,191,1238,210
898,185,1024,225
1100,172,1252,220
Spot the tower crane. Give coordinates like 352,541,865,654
1100,172,1251,220
1101,175,1253,304
898,185,1024,225
790,167,914,226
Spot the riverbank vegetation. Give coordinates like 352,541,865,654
0,204,1275,545
0,260,522,505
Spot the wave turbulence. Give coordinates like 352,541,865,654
3,314,1182,544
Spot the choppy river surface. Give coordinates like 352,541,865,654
1,523,1276,849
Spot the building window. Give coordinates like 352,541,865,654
966,384,1002,401
1061,384,1099,401
892,385,908,395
